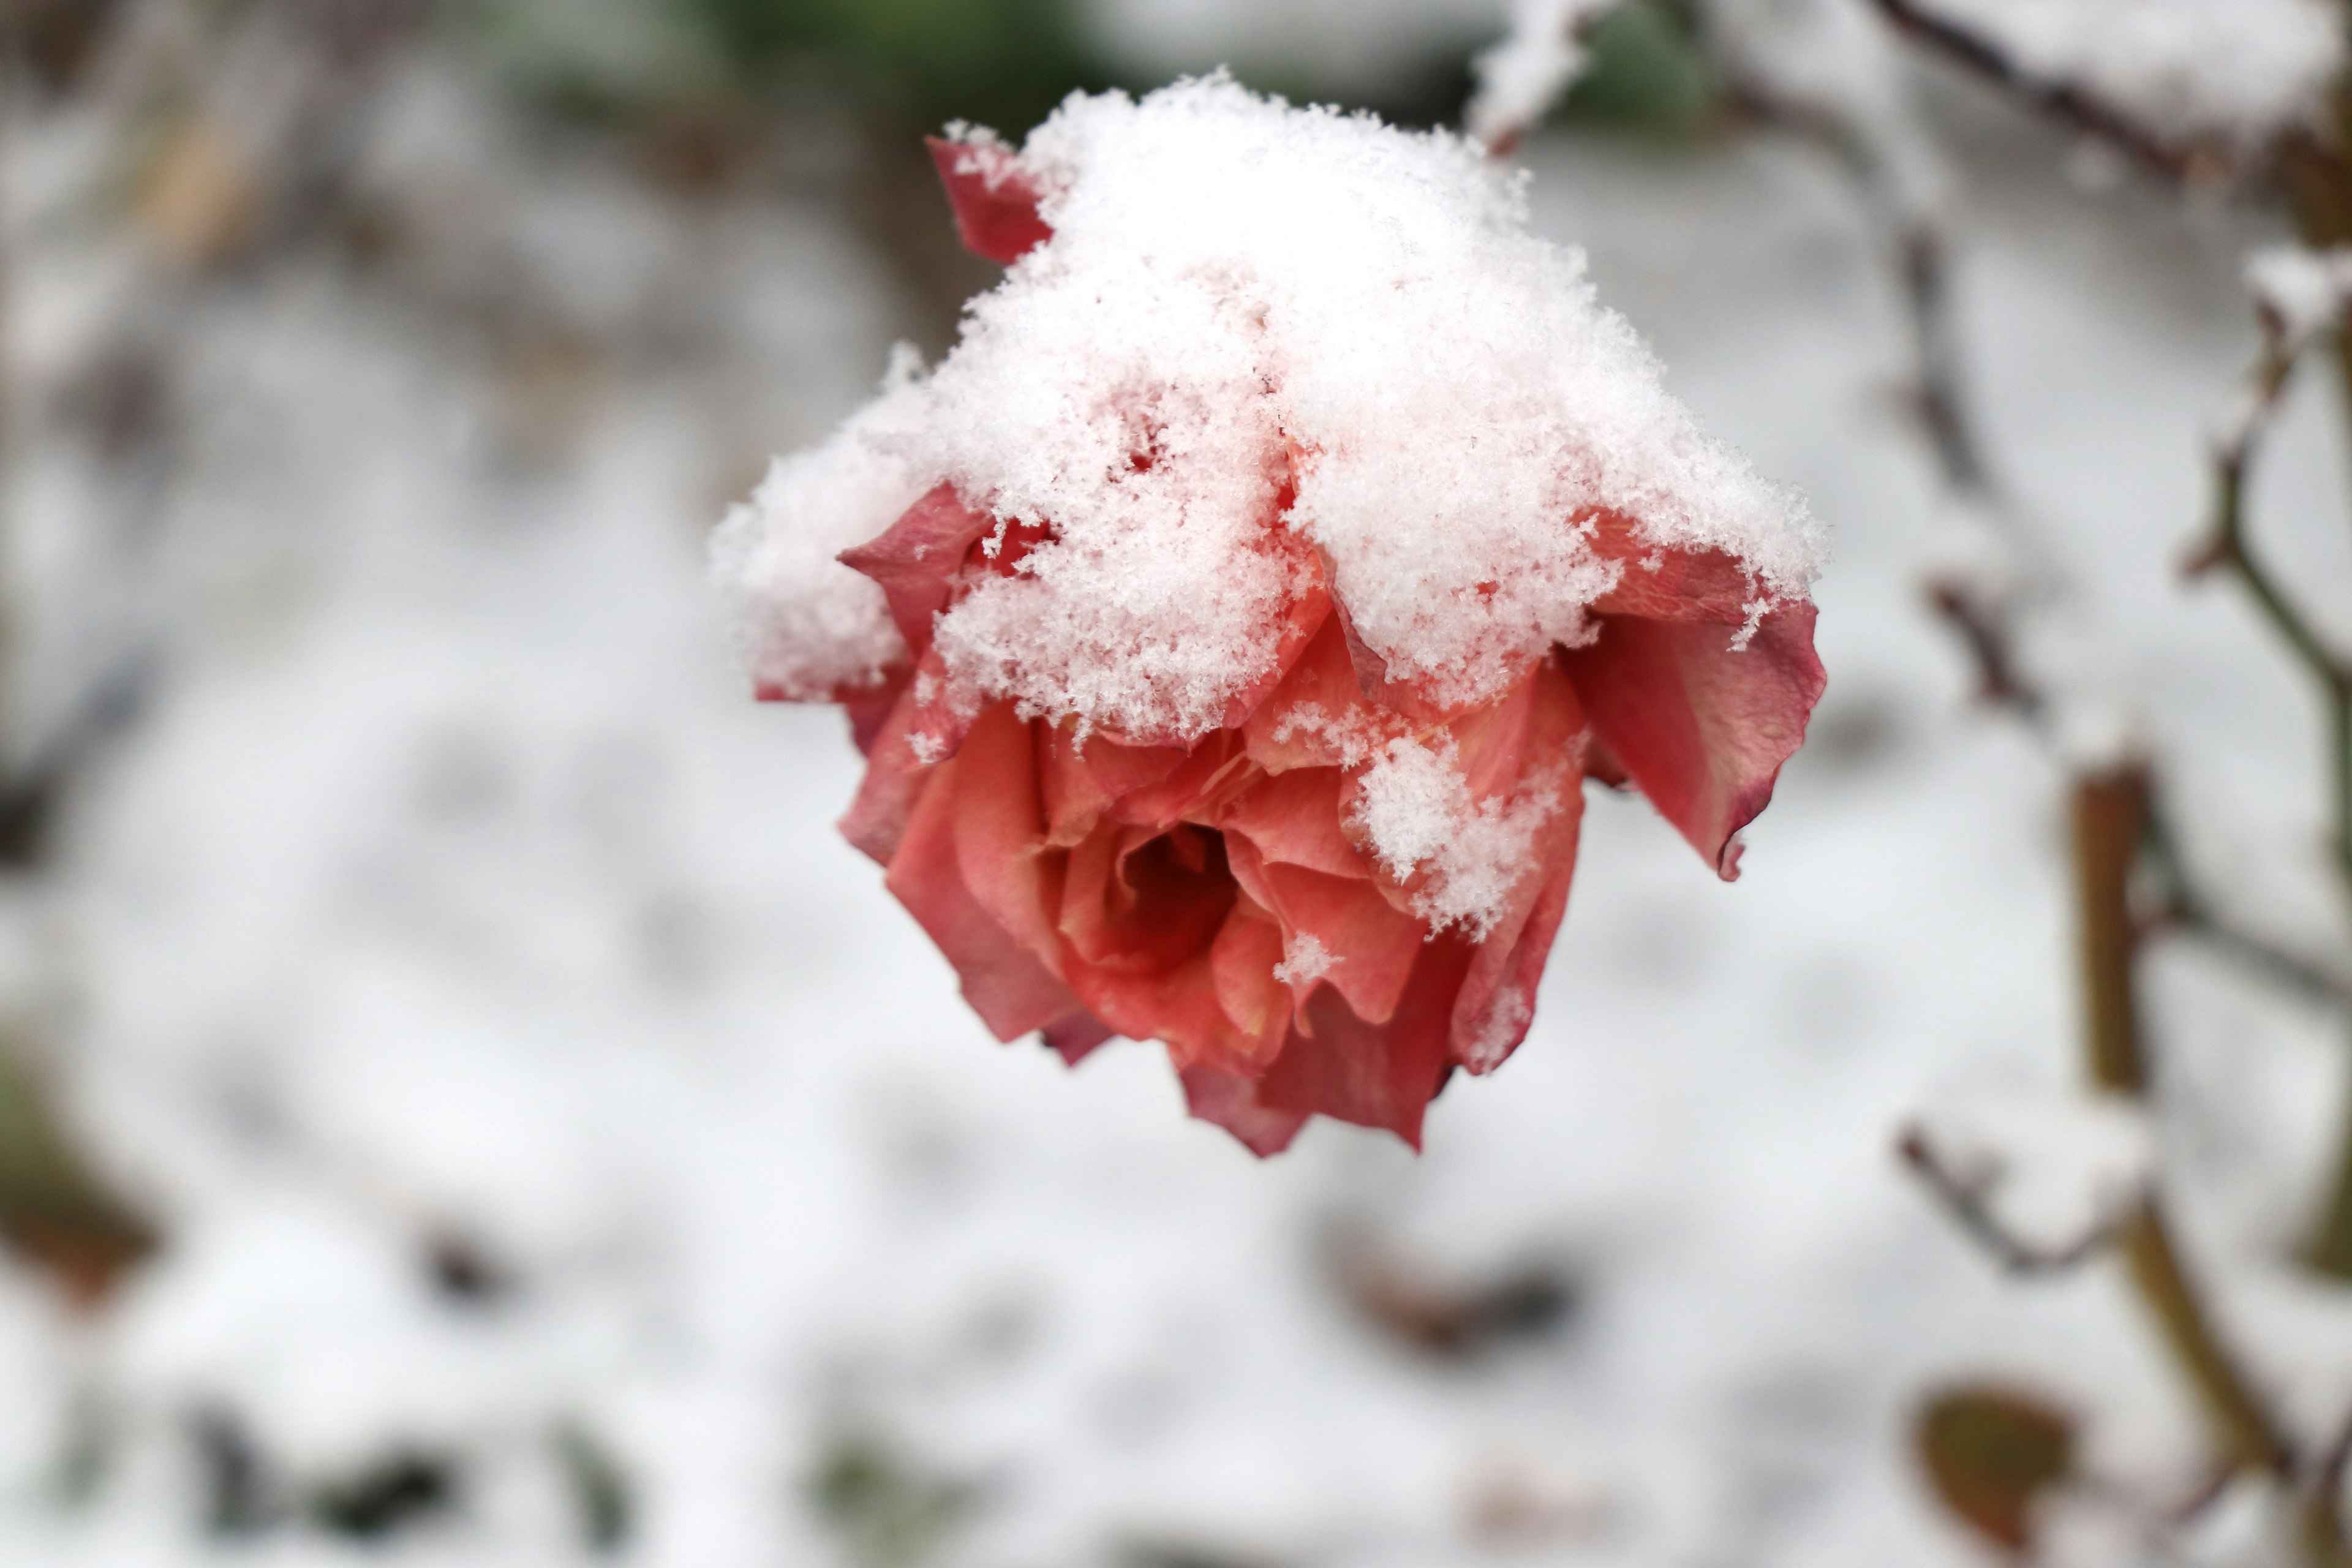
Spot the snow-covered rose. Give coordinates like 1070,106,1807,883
716,78,1827,1153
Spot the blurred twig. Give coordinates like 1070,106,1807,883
1895,1123,2119,1275
1862,0,2206,181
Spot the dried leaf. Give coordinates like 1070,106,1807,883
1915,1382,2078,1554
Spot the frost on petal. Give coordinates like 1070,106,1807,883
1348,733,1567,940
1271,931,1335,988
712,354,925,703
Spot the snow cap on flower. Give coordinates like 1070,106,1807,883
733,74,1820,735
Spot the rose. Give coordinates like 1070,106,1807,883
718,83,1826,1154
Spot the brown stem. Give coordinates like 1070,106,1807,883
2073,769,2297,1476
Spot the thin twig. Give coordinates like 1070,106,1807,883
2302,1401,2352,1568
1864,0,2204,183
2195,322,2352,899
1896,1123,2121,1275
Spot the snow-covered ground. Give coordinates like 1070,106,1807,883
1,30,2348,1568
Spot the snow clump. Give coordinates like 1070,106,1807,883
722,75,1823,742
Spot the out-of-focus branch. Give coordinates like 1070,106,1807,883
1895,1123,2120,1274
2192,298,2352,897
1725,72,2347,1008
1862,0,2202,182
2302,1401,2352,1568
2072,768,2297,1478
1466,0,1626,159
2183,281,2352,1280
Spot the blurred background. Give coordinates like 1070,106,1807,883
0,1,2346,1565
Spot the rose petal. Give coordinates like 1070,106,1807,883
1209,903,1291,1047
1218,767,1370,880
1560,603,1823,879
1253,935,1479,1149
884,749,1086,1040
839,647,956,865
1111,731,1259,832
1447,661,1586,1071
1068,947,1242,1072
839,484,996,655
840,665,913,757
1037,725,1188,847
1242,617,1408,774
1042,1009,1115,1065
1585,510,1755,625
1255,861,1425,1024
926,136,1054,266
1178,1065,1308,1156
952,703,1067,968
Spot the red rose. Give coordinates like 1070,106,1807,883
719,83,1825,1154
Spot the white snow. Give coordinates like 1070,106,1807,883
727,75,1824,753
1464,0,1625,149
709,350,925,703
1351,735,1570,938
1907,0,2343,152
2244,244,2352,348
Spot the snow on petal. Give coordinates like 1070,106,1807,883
712,350,926,702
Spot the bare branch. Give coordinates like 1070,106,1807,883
1897,1123,2122,1275
1865,0,2204,183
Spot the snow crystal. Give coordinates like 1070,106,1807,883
724,75,1823,744
1464,0,1624,149
1350,735,1566,939
2245,244,2352,347
710,348,925,702
1907,0,2342,151
1272,931,1337,987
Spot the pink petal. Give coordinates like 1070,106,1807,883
1218,767,1370,881
1178,1066,1308,1157
1068,946,1242,1072
883,748,1087,1041
1559,603,1824,879
951,704,1066,969
1041,1009,1115,1066
1447,662,1586,1072
1036,725,1188,848
1208,903,1291,1049
838,647,955,865
838,484,995,655
1242,617,1404,774
1585,510,1755,625
926,137,1054,266
1110,731,1259,833
1255,861,1425,1024
1253,936,1479,1150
